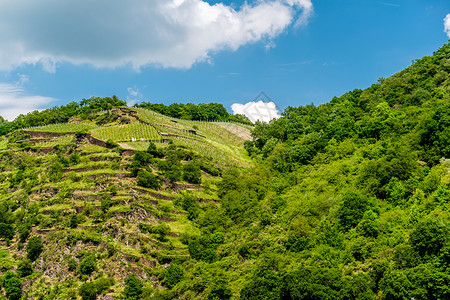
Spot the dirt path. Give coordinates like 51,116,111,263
118,142,134,150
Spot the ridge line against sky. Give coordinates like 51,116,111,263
0,0,450,121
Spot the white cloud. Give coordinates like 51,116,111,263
0,82,55,121
445,14,450,38
0,0,313,71
126,87,143,107
232,100,281,123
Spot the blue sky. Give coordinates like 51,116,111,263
1,0,450,121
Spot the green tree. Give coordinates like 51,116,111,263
183,161,202,184
337,191,371,231
0,223,14,240
3,272,22,300
78,281,97,300
26,236,43,261
123,274,143,300
79,254,96,275
137,170,160,189
410,218,448,257
164,264,184,288
17,259,33,277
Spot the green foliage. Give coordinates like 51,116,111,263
79,254,96,275
337,191,372,231
3,271,22,300
78,281,97,300
0,223,14,240
78,277,114,300
163,264,184,288
67,258,78,272
208,279,232,300
26,236,43,261
17,259,33,277
409,217,448,257
183,160,202,184
137,170,160,189
123,273,143,300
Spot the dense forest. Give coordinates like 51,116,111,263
134,102,251,124
0,43,449,299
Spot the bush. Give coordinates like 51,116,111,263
26,236,43,261
183,161,202,184
105,139,118,148
337,191,371,231
0,223,14,240
79,254,96,275
123,274,143,300
137,170,160,189
17,259,33,277
79,281,97,300
3,272,22,300
410,218,448,256
208,279,232,300
164,264,184,288
68,258,78,272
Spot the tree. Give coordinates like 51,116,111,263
123,274,143,300
3,272,22,300
164,264,184,288
79,281,97,300
137,170,160,189
0,223,14,240
337,191,371,231
26,236,43,261
79,254,96,275
17,259,33,277
410,218,448,257
183,161,202,184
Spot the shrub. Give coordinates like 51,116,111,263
183,161,202,184
105,139,118,148
123,274,143,300
68,258,78,272
337,191,371,231
79,254,96,275
164,264,184,289
410,218,448,256
0,223,14,240
26,236,43,261
3,272,22,300
17,259,33,277
137,170,160,189
208,279,232,300
79,281,97,300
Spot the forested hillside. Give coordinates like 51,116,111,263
0,43,449,299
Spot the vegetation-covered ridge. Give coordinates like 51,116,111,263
0,42,449,299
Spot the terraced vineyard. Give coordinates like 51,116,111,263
90,123,161,141
132,107,252,167
26,122,98,133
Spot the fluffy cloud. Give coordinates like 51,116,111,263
445,14,450,38
0,0,313,71
0,82,55,121
232,100,281,123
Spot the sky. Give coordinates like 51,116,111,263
1,0,450,121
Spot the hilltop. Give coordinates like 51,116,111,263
0,43,450,300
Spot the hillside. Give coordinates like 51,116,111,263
0,43,449,300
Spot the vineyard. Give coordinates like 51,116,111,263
90,123,161,141
26,122,98,133
36,135,75,147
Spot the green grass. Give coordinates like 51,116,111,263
27,122,98,133
0,139,7,150
90,123,161,141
